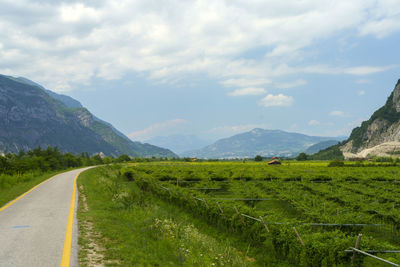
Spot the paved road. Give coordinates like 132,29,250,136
0,167,92,267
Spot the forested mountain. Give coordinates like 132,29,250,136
315,79,400,159
184,128,342,158
313,80,400,159
341,79,400,157
0,75,177,158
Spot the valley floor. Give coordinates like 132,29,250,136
77,166,270,266
77,162,400,266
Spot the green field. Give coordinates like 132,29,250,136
0,169,71,207
78,162,400,266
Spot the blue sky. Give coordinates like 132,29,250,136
1,0,400,142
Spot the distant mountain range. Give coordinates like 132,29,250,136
183,128,344,158
145,134,213,155
0,74,177,157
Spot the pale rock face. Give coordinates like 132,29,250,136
344,142,400,158
358,142,400,158
340,140,353,153
363,119,400,148
75,109,94,128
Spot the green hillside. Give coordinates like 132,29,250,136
0,75,177,158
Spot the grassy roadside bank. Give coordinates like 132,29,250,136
0,169,75,207
77,165,274,266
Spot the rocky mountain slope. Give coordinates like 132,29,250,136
183,128,342,158
0,75,177,157
340,79,400,158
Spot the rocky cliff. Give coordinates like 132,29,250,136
341,79,400,158
0,74,177,157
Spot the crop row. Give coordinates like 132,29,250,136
126,164,400,266
132,162,400,182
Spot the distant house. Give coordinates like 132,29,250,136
268,159,281,165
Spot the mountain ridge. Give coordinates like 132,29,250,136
340,79,400,158
0,75,177,158
312,78,400,159
183,128,344,158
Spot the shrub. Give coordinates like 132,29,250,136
327,161,345,167
254,155,263,161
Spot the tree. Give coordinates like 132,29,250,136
91,154,103,165
254,155,263,161
117,154,131,162
296,152,308,161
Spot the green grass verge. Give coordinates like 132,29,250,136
0,169,73,207
77,165,282,266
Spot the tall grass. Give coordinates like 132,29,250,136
77,166,267,266
0,170,64,207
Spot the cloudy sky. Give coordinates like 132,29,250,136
1,0,400,142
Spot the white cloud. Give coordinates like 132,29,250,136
59,3,101,23
344,65,395,75
275,79,307,89
259,94,294,107
330,110,346,117
221,78,271,88
301,65,394,76
358,90,365,96
228,87,267,96
0,0,398,91
308,120,320,126
359,3,400,38
128,119,187,141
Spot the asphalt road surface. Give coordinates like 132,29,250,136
0,167,92,267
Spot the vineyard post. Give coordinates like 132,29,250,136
351,234,363,265
203,199,209,209
259,216,270,232
293,227,305,248
234,206,246,225
216,202,224,214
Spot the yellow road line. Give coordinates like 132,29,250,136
60,173,79,267
0,174,58,212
